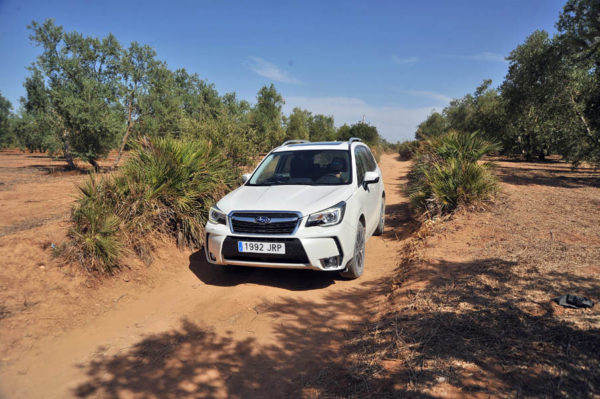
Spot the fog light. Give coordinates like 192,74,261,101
320,256,340,268
209,252,216,261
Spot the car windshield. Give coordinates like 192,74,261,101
248,150,351,186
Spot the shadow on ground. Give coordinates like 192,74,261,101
382,202,415,241
73,275,425,398
353,256,600,397
25,164,90,175
188,249,339,291
73,252,600,398
494,160,600,189
71,167,599,398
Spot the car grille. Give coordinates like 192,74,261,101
230,212,300,235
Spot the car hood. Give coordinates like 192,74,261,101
217,184,355,216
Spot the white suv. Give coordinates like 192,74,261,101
204,138,385,279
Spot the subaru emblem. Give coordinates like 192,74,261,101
255,216,271,224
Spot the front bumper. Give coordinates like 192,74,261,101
204,216,357,271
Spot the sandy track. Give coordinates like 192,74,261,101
0,153,412,398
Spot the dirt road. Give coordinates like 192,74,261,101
0,153,412,398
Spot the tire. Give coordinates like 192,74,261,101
339,221,366,279
373,197,385,236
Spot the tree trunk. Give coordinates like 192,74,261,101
89,159,100,173
524,134,533,161
538,150,546,161
112,94,134,169
62,129,76,170
569,92,595,141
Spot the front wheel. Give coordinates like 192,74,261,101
339,222,366,279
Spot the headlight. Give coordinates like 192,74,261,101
306,202,346,227
208,206,226,225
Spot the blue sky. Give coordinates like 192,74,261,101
0,0,565,141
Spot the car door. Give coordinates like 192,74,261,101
354,146,380,234
362,146,383,233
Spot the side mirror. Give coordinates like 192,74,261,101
363,171,380,186
242,173,251,184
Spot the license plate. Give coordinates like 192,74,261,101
238,241,285,254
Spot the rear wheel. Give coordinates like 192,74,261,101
373,197,385,236
339,222,366,279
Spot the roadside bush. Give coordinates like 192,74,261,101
67,176,123,273
407,131,499,217
117,137,235,258
66,136,237,273
397,140,420,160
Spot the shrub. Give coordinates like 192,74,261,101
397,140,420,160
67,137,237,273
67,176,123,273
407,131,499,217
116,137,235,259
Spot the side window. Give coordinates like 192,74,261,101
360,147,377,171
354,147,366,186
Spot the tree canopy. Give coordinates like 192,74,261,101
3,19,388,167
411,0,600,167
0,92,13,147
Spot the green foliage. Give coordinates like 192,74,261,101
222,92,251,121
420,158,498,214
338,122,380,145
251,84,285,150
14,67,63,153
68,137,237,272
555,0,600,166
284,107,310,141
308,114,336,142
418,81,505,144
501,28,600,165
112,41,158,167
470,81,506,144
135,63,182,137
17,20,390,170
429,129,501,163
68,176,123,273
12,111,62,153
379,137,400,152
5,70,64,152
501,31,559,160
22,67,50,114
397,140,420,160
28,19,124,168
0,91,14,148
412,4,600,167
407,131,499,217
284,109,342,143
20,20,263,168
116,137,235,256
180,115,257,167
557,0,600,64
415,112,446,140
337,124,351,141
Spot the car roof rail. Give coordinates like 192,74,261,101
281,140,310,147
348,137,362,150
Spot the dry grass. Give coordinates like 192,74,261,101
344,159,600,398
